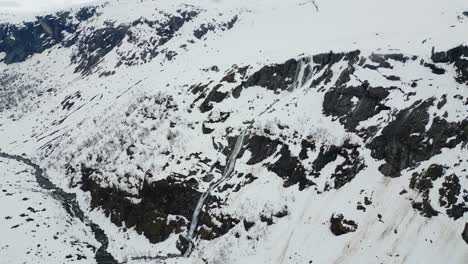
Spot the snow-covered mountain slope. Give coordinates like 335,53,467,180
0,0,467,263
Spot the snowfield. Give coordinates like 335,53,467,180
0,0,467,263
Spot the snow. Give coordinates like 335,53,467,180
0,157,97,264
0,0,97,13
0,0,467,263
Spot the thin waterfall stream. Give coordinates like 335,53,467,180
183,129,248,256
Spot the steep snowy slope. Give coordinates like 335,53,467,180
0,0,467,263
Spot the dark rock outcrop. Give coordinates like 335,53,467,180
368,53,409,69
244,135,282,165
0,7,199,74
197,212,240,240
431,45,468,84
199,84,229,113
439,174,468,220
81,168,200,243
310,50,360,88
0,10,94,64
115,10,198,67
299,139,315,160
313,142,365,190
330,214,358,236
72,24,130,74
194,23,216,39
239,134,312,190
368,99,467,177
268,144,313,190
232,58,302,97
409,164,445,218
462,223,468,245
412,198,439,218
409,164,445,192
323,82,390,131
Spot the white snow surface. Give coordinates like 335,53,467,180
0,157,98,264
0,0,467,263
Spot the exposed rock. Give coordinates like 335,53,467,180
176,234,190,254
299,139,316,160
81,167,200,243
439,174,468,219
194,23,216,39
323,81,390,131
197,212,240,240
237,134,313,190
412,198,439,218
72,24,130,74
75,6,98,21
368,53,409,69
313,145,342,172
431,45,468,84
268,144,313,190
330,214,358,236
410,164,445,192
0,11,87,64
243,135,282,165
313,142,365,189
368,100,466,177
243,219,255,231
260,214,273,225
199,84,229,113
221,65,249,83
223,15,238,30
462,223,468,245
437,95,447,109
202,123,215,134
233,58,301,97
310,50,360,88
193,15,237,40
312,51,345,66
423,62,446,75
409,164,445,218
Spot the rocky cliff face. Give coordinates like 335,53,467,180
1,0,467,263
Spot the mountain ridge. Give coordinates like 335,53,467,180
0,0,467,263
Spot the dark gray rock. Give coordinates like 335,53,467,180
243,219,255,231
199,84,229,113
462,223,468,245
233,58,300,96
368,53,409,69
313,141,365,190
323,81,390,131
268,144,313,190
244,135,282,165
410,164,446,192
439,174,468,220
431,46,468,84
409,164,446,218
72,24,130,74
299,139,315,160
330,214,358,236
368,99,467,177
81,168,200,243
237,134,313,190
310,50,360,88
0,11,87,64
412,198,439,218
193,23,216,39
423,62,446,75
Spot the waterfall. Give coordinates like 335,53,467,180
289,58,306,92
183,129,247,256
